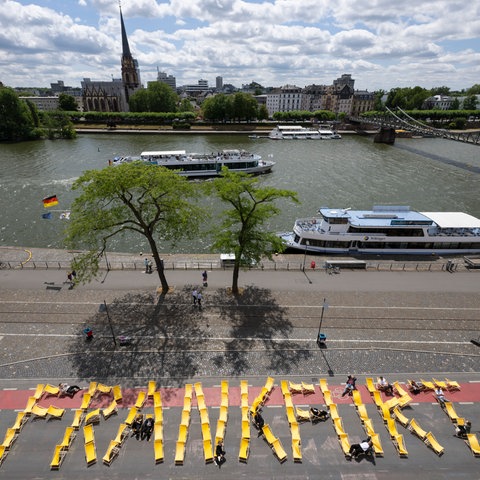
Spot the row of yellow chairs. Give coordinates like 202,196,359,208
194,382,214,464
239,380,249,463
280,380,302,462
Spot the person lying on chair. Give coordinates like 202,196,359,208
310,407,329,421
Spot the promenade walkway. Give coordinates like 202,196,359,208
0,247,479,478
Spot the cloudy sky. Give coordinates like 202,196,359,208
1,0,479,92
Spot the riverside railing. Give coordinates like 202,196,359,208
0,259,473,272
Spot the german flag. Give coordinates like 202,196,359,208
43,195,59,208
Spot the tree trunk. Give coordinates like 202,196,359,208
231,261,240,295
146,234,169,294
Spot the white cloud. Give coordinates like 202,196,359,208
0,0,479,90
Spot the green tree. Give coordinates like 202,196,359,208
0,86,38,141
41,111,76,139
462,95,478,110
178,98,195,112
58,93,78,111
202,94,232,122
129,82,178,112
231,92,258,121
65,162,205,294
257,104,269,120
466,84,480,95
431,86,450,96
449,98,460,110
210,168,298,294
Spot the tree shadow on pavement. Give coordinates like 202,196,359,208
210,285,312,376
66,290,210,394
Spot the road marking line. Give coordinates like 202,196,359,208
459,402,474,405
4,388,18,390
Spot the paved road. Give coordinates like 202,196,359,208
0,249,479,478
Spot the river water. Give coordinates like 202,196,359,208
1,133,479,254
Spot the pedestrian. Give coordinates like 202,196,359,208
71,270,77,280
84,327,93,341
132,414,143,440
141,416,154,441
214,441,226,468
147,259,153,274
144,257,149,273
67,272,73,283
202,270,208,286
341,375,357,397
192,288,198,305
197,291,203,308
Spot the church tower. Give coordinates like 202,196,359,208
120,5,141,109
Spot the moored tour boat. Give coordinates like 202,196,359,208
268,125,321,140
279,205,480,255
110,149,275,178
318,124,342,139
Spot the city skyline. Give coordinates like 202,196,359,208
2,0,479,92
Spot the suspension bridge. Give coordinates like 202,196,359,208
349,107,480,145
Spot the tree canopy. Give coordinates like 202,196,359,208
202,93,258,122
210,168,298,294
58,93,78,111
129,82,178,113
65,162,205,294
0,86,41,141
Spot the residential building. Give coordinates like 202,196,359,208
266,85,303,116
156,69,176,91
19,96,59,111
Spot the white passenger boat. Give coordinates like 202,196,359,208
111,149,275,177
318,124,342,139
268,125,321,140
279,205,480,255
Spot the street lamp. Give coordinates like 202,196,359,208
302,241,310,271
317,298,328,346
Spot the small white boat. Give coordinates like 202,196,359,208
318,124,342,139
268,125,321,140
111,149,275,178
280,205,480,255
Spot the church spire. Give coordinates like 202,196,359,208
120,4,132,58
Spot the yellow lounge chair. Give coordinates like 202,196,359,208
147,380,156,397
31,404,48,419
47,405,65,420
424,432,444,456
201,422,212,442
174,441,185,465
23,396,37,415
178,424,188,444
271,438,287,463
239,437,249,463
154,406,163,424
197,394,206,411
83,424,95,444
59,426,76,450
215,420,225,444
85,408,101,425
50,444,65,470
154,423,163,442
241,420,250,440
203,438,214,463
329,403,340,421
134,391,146,409
290,421,301,442
199,408,209,425
114,423,129,445
302,382,315,395
2,428,17,450
96,383,112,395
292,438,302,462
333,417,346,436
183,397,192,412
420,379,435,391
380,403,392,423
184,383,193,399
393,406,409,427
154,438,164,463
386,418,399,438
445,378,461,391
383,397,399,412
397,393,412,409
443,402,459,422
87,382,97,397
102,440,120,466
338,433,351,456
371,433,384,456
372,390,383,408
221,380,229,395
284,392,293,408
80,393,92,411
44,384,60,396
393,433,408,457
319,378,329,394
32,384,44,400
220,392,228,408
153,391,162,408
112,385,122,403
11,411,27,432
357,404,369,423
465,433,480,457
262,424,277,446
286,405,297,424
296,407,311,422
84,440,97,466
71,409,84,430
363,419,376,437
432,378,448,390
265,376,275,393
218,406,228,423
365,377,376,394
323,390,333,406
281,380,290,396
180,409,190,426
352,389,363,406
124,407,138,426
408,418,427,440
393,381,409,397
289,381,303,394
102,400,118,420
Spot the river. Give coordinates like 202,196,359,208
1,133,479,254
